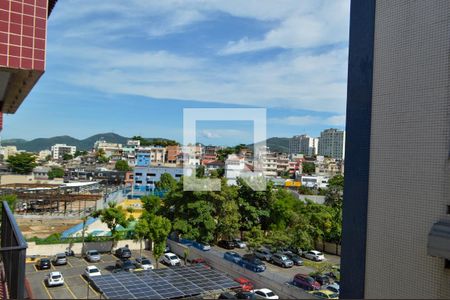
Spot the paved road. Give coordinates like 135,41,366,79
210,245,340,285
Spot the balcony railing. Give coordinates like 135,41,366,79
1,201,27,299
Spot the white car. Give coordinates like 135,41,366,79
162,252,181,266
135,257,154,270
46,271,64,287
304,250,325,261
253,288,279,299
233,238,247,248
84,266,102,278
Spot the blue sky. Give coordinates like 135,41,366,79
3,0,350,146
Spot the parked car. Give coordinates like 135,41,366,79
36,258,51,270
162,252,181,266
65,248,75,257
46,271,64,287
234,277,254,292
219,292,237,299
52,253,67,266
135,257,154,270
239,254,266,272
224,251,242,264
254,248,272,261
293,274,320,291
323,283,340,294
84,265,102,279
284,252,303,266
271,253,294,268
233,238,246,248
193,241,211,251
85,250,101,262
252,288,279,299
115,259,136,272
218,240,235,249
311,274,332,286
304,250,325,262
236,291,256,299
309,290,339,299
115,247,132,259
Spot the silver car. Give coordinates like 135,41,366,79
254,248,272,261
85,250,101,262
52,253,67,266
271,252,294,268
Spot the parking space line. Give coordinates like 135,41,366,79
42,281,52,299
79,275,98,296
33,265,39,272
65,284,77,299
67,261,73,268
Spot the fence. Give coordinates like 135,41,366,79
1,201,28,299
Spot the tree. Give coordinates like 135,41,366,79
134,218,148,258
62,153,73,161
216,199,240,241
115,160,131,171
196,165,205,178
0,194,17,218
246,226,265,253
324,175,344,208
302,162,315,174
148,216,171,269
74,150,87,157
48,167,64,179
155,173,177,192
7,153,37,174
93,202,129,250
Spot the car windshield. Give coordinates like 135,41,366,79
169,255,178,260
329,293,338,298
280,255,288,260
141,259,151,264
267,292,275,297
90,251,99,256
51,275,61,279
316,252,323,256
306,277,315,283
56,254,65,258
42,259,50,263
89,268,99,273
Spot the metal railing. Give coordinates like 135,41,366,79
1,201,27,299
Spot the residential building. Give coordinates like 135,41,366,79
225,154,245,186
314,156,342,177
122,140,140,166
204,160,224,176
133,146,166,165
94,140,122,158
38,149,51,161
201,145,219,165
166,145,181,164
51,144,76,160
276,153,289,175
259,147,277,178
0,145,17,160
318,128,345,159
342,1,450,299
289,134,318,156
32,166,50,180
133,166,183,194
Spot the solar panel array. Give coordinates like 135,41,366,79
91,264,240,299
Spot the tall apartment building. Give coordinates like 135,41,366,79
166,145,181,164
289,134,318,156
342,1,450,298
51,143,76,160
318,129,345,159
94,140,122,158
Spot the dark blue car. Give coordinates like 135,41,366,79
224,251,242,263
238,254,266,272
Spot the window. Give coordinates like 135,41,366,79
447,205,450,214
175,174,182,178
147,173,156,176
135,173,142,176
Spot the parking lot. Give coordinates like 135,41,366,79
211,246,340,284
26,250,163,299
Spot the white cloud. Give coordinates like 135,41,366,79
270,114,346,126
47,0,350,114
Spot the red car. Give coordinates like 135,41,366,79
191,258,211,269
234,277,254,292
293,274,320,291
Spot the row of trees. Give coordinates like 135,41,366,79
147,173,344,253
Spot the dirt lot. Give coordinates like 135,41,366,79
17,217,82,238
